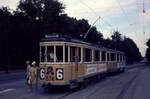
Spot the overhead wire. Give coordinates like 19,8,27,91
142,0,147,55
116,0,142,45
115,0,131,25
136,0,144,50
80,0,143,44
83,16,101,39
136,0,147,56
80,0,114,29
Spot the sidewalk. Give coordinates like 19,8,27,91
0,70,25,76
126,62,146,69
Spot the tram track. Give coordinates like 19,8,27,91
57,66,145,99
82,67,143,99
57,71,128,99
115,66,145,99
57,88,80,99
115,71,140,99
84,66,145,99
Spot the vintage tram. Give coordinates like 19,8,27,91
39,33,125,88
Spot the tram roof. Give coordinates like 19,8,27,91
40,33,125,54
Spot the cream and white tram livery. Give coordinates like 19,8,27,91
39,34,125,88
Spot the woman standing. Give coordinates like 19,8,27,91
29,61,38,90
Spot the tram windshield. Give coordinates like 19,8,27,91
40,45,64,63
41,46,45,62
56,46,63,62
40,45,82,63
47,46,54,62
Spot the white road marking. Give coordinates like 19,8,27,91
0,88,15,94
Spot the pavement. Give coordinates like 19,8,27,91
0,70,25,76
0,63,150,99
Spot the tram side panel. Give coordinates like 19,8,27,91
82,63,107,79
77,63,85,76
70,62,77,80
107,62,118,73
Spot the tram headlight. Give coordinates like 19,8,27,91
47,66,53,73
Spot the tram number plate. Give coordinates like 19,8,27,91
40,68,45,80
56,68,63,80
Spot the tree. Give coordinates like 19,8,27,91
104,31,142,64
0,0,142,70
111,31,122,50
146,39,150,62
121,37,142,64
0,7,12,71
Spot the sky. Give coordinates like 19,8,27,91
0,0,150,56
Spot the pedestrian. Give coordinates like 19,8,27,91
28,61,38,91
26,60,31,85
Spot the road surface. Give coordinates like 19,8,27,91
0,64,150,99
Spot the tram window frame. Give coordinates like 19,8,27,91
56,46,63,62
102,51,106,62
41,46,46,62
47,46,54,62
94,50,100,62
84,48,92,62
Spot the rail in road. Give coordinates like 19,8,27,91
57,63,147,99
57,65,148,99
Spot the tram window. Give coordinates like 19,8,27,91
122,55,124,61
117,53,119,62
124,56,125,62
70,47,81,62
121,55,123,62
56,46,63,62
107,53,110,61
47,46,54,62
65,46,68,62
102,51,106,61
84,48,92,62
120,54,122,62
70,46,76,62
94,50,99,61
111,53,115,61
41,46,45,62
78,48,81,62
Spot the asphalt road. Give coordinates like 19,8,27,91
0,64,150,99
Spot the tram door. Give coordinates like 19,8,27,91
70,47,79,80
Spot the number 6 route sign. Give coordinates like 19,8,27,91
56,68,64,80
